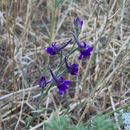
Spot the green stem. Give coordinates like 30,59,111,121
49,0,56,44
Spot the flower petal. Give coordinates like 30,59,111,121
69,64,78,75
46,47,57,55
64,57,78,75
57,79,71,95
64,80,71,85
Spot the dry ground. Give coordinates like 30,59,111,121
0,0,130,130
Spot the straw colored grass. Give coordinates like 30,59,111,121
0,0,130,129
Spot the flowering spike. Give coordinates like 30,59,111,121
64,57,78,75
46,39,72,56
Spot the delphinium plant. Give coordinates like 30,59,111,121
38,17,93,97
25,17,93,130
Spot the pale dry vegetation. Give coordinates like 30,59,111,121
0,0,130,130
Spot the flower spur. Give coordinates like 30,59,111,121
46,39,72,56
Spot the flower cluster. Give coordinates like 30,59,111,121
38,17,93,96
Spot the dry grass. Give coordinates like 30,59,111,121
0,0,130,129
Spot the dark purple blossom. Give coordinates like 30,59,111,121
46,39,72,56
38,76,50,88
46,42,57,55
49,67,71,95
78,42,93,60
64,57,78,75
71,33,93,60
57,77,71,95
74,17,83,29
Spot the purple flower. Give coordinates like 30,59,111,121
57,77,71,95
74,17,83,29
64,57,78,75
38,76,51,88
71,33,93,60
46,42,57,55
46,39,72,56
49,67,71,95
78,42,93,60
